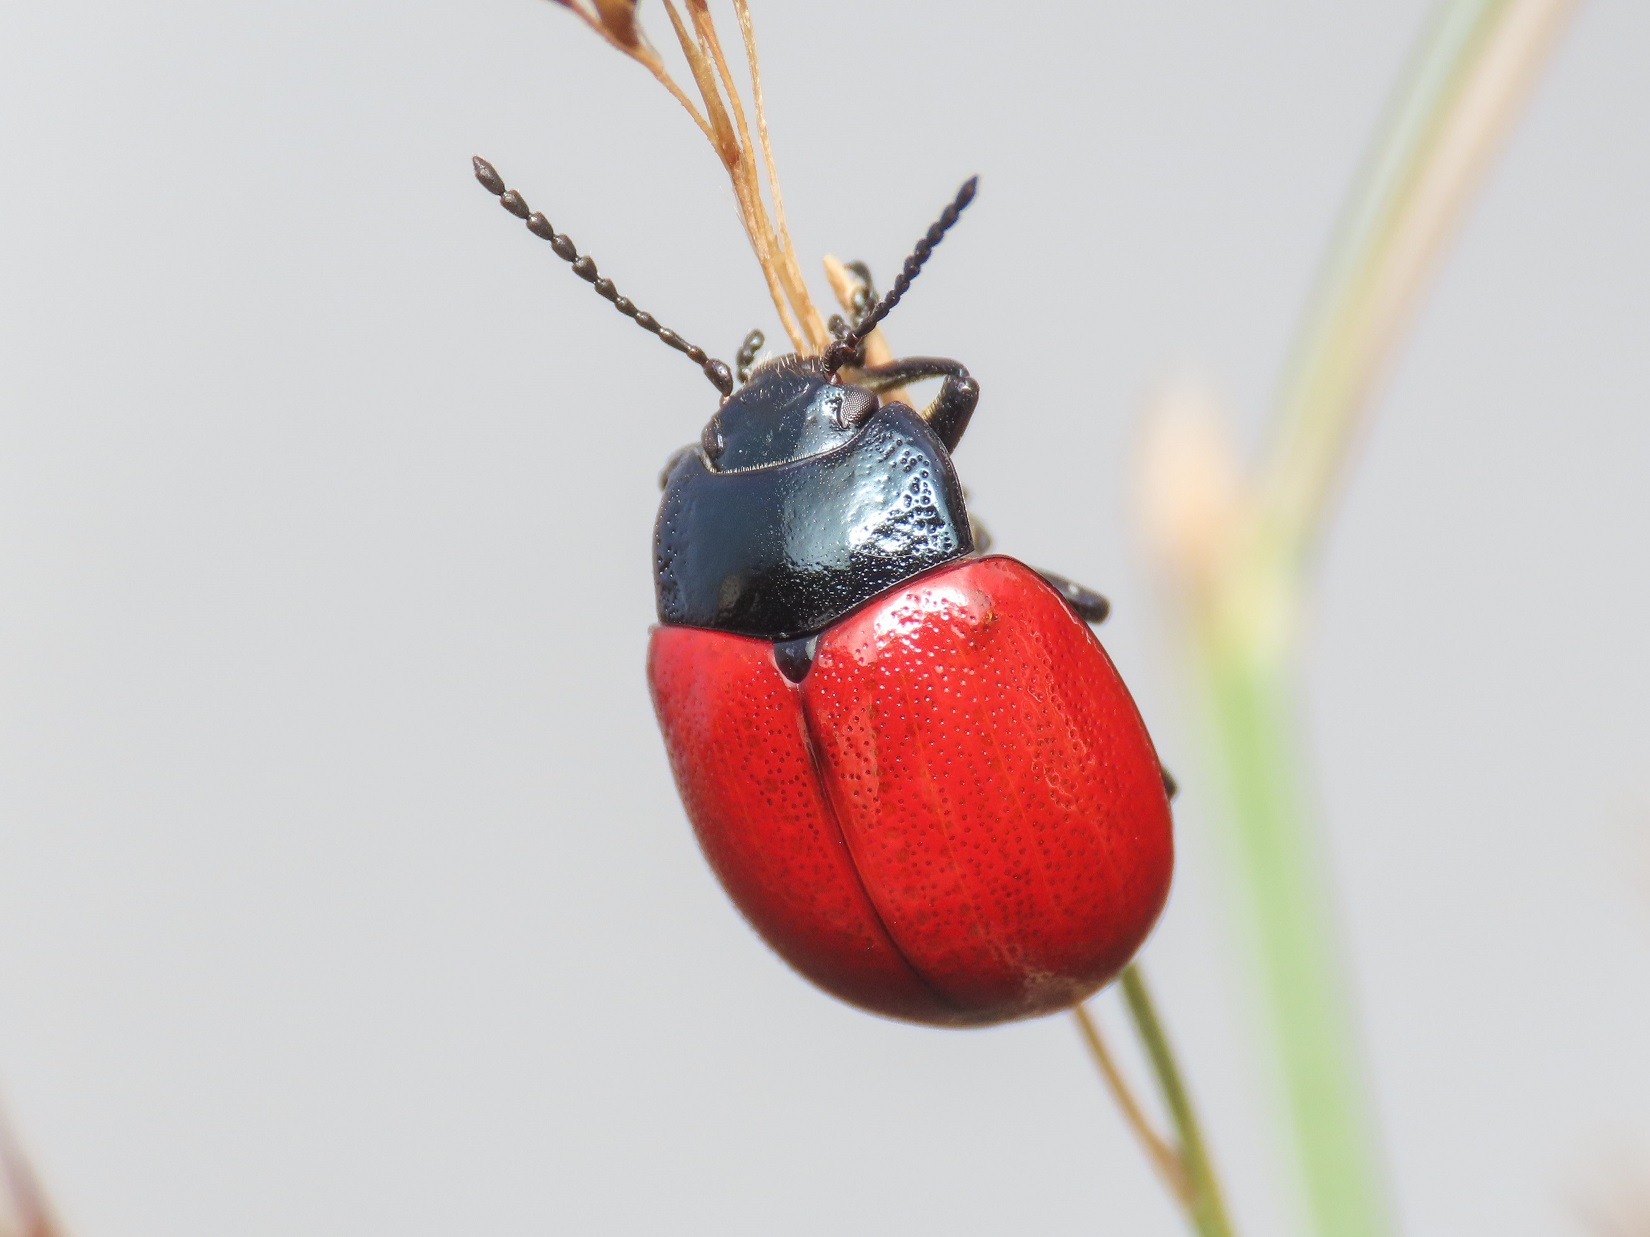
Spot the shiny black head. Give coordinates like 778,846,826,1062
655,359,976,640
698,355,878,472
649,170,985,642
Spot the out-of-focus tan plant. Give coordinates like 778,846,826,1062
0,1109,63,1237
1579,1178,1650,1236
1138,1,1576,1233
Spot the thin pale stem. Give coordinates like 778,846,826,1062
688,0,812,351
1120,967,1238,1237
549,0,827,354
1071,1003,1190,1204
689,1,757,183
661,0,738,168
642,56,718,147
734,0,828,350
659,0,806,350
732,177,807,352
1259,0,1578,570
696,1,825,352
545,0,717,145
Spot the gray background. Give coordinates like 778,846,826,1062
2,2,1647,1234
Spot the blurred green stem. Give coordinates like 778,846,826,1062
1194,587,1390,1237
1119,967,1237,1237
1152,1,1576,1234
1074,970,1236,1236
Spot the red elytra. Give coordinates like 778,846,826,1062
648,555,1174,1027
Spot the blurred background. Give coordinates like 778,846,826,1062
1,2,1647,1234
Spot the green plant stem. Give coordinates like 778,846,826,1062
1119,966,1238,1237
1071,1002,1190,1204
1195,591,1391,1237
1261,0,1576,565
1164,3,1577,1233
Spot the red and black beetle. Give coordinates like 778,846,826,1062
476,158,1173,1027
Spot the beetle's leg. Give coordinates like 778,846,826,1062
855,357,968,390
959,486,993,553
856,357,980,452
969,511,993,553
735,329,765,385
1035,569,1110,625
1161,766,1178,801
658,444,694,491
843,261,878,325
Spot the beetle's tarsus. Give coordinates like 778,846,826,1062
1037,570,1111,625
855,358,979,452
735,330,766,385
969,512,993,554
844,261,877,328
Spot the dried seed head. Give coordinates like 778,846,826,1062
545,0,647,54
589,0,644,51
540,0,826,353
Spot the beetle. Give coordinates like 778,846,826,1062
475,157,1173,1027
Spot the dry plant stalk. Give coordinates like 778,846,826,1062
545,0,827,354
1072,1003,1190,1202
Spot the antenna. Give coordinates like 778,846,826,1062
473,157,733,397
822,176,979,375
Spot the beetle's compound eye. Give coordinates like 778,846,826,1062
836,387,877,430
701,418,725,463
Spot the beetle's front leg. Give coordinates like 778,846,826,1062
1035,568,1110,624
658,444,695,490
856,357,980,452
